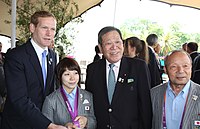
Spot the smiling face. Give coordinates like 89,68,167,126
30,17,56,48
165,51,192,89
100,30,124,63
61,68,79,93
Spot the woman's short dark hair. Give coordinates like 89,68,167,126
56,57,81,87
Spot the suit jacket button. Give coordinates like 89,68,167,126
108,108,112,112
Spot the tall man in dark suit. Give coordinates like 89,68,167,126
85,26,152,129
1,11,67,129
146,34,162,88
186,42,199,62
151,50,200,129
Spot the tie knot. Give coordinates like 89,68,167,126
109,64,115,69
42,50,47,57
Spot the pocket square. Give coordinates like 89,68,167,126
127,78,134,83
83,99,89,104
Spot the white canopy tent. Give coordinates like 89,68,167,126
0,0,104,48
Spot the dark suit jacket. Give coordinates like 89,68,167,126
148,47,162,88
190,51,199,62
1,39,57,129
85,57,152,129
192,55,200,82
93,54,101,62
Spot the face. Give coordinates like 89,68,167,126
165,52,192,88
61,68,79,93
154,44,161,54
100,30,124,63
30,17,56,48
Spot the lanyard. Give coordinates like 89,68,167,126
60,87,79,121
162,92,188,129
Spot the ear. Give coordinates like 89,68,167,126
29,23,35,33
98,44,103,53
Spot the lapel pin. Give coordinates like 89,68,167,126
83,99,89,104
80,94,83,101
192,95,198,101
49,58,52,65
118,77,122,82
80,94,83,99
118,77,124,83
85,106,90,111
127,78,134,83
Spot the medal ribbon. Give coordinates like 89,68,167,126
60,87,79,124
162,92,188,129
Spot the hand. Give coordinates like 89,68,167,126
65,122,76,129
74,116,88,129
47,123,67,129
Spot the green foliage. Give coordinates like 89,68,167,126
2,0,82,58
120,19,164,40
120,18,200,56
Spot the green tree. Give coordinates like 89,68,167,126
120,18,164,40
3,0,82,57
120,18,200,56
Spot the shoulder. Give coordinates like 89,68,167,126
6,40,31,57
191,81,200,90
87,58,105,69
45,89,60,101
150,83,167,103
79,88,93,99
79,88,92,95
122,57,147,67
151,83,167,94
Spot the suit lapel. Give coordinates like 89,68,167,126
25,41,43,88
100,59,110,104
78,88,83,115
158,84,168,128
112,57,129,104
57,88,71,116
45,49,55,93
182,82,199,127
